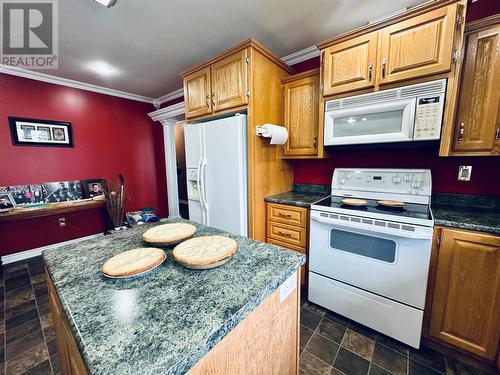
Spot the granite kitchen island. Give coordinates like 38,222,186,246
43,218,305,375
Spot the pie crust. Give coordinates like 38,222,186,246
101,247,166,277
173,235,238,268
142,223,197,245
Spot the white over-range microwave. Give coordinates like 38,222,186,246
324,79,446,146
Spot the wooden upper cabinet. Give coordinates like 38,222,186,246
453,23,500,154
211,49,248,112
183,67,212,119
429,228,500,360
282,70,320,157
378,4,458,85
323,32,378,96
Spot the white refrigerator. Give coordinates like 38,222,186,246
184,114,248,236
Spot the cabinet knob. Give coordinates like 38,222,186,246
458,123,465,143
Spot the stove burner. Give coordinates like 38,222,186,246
376,205,406,212
340,204,368,211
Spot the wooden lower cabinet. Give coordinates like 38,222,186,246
266,202,309,288
47,271,88,375
428,228,500,361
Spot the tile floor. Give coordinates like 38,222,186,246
0,256,494,375
299,297,493,375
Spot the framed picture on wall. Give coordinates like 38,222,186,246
0,192,16,212
82,179,105,198
8,117,73,147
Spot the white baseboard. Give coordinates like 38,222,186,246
1,233,104,265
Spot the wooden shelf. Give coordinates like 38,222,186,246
0,199,104,223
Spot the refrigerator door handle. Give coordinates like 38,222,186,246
200,158,208,224
196,156,206,224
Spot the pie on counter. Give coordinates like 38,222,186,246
173,235,238,269
142,223,197,245
101,248,166,277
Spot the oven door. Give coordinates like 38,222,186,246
309,212,432,308
324,98,416,146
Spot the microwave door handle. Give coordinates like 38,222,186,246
311,215,430,240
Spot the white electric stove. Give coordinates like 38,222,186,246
308,168,434,348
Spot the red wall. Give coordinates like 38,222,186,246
0,73,167,256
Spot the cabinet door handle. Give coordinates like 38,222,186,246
278,231,292,237
278,213,292,218
211,92,216,106
313,137,317,149
458,122,465,143
381,58,386,78
205,95,210,107
368,63,373,81
496,128,500,141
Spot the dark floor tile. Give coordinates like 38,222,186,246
341,328,375,360
42,326,55,342
5,277,31,292
348,321,378,340
5,272,30,285
6,329,45,360
21,359,52,375
6,341,48,375
305,333,340,365
50,354,61,375
303,301,327,317
5,300,39,331
30,273,46,285
324,310,349,327
372,342,408,375
33,282,48,299
333,347,370,375
369,364,392,375
445,356,491,375
39,314,53,332
46,338,58,357
6,318,41,344
6,299,37,320
410,346,445,373
301,308,323,331
0,334,4,363
330,368,344,375
5,263,28,274
317,317,347,344
300,350,332,375
376,333,409,356
300,325,314,349
410,359,443,375
5,284,33,300
5,289,35,310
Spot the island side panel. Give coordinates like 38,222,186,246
188,269,300,375
47,270,89,375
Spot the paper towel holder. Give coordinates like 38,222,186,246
255,124,288,146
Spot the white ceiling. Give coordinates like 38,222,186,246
39,0,428,98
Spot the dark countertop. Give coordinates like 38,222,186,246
432,205,500,235
264,183,329,208
43,218,305,375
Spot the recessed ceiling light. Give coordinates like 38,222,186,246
84,60,121,77
93,0,117,8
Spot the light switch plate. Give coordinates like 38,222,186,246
458,166,472,181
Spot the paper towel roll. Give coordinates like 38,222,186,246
256,124,288,145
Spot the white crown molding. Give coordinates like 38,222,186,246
157,88,184,105
148,101,185,123
0,64,155,104
281,45,320,66
1,233,104,265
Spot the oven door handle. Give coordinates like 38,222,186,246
311,215,431,240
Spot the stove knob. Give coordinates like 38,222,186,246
392,176,402,184
411,181,421,189
404,174,413,182
340,178,346,184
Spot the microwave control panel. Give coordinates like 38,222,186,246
414,93,445,140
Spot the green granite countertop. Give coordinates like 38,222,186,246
43,218,305,375
264,183,329,208
432,193,500,235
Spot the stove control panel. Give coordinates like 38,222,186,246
332,168,432,197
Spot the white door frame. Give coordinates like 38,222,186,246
148,102,185,218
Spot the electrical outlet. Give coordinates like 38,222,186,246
458,166,472,181
58,217,66,227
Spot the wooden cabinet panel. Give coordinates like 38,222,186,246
184,67,212,119
429,229,500,360
283,72,320,156
211,49,248,112
323,32,378,96
267,221,307,248
267,203,308,228
379,4,457,84
453,24,500,154
267,237,306,288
